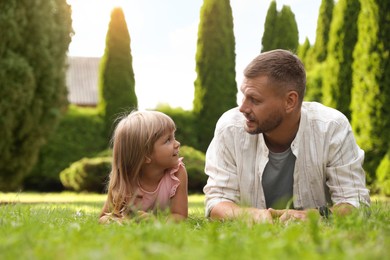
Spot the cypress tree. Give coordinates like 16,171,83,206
261,0,278,52
312,0,334,62
297,37,311,64
298,38,327,103
351,0,390,184
194,0,237,152
261,2,299,52
275,6,299,52
322,0,360,120
303,0,334,103
0,0,72,190
98,7,137,138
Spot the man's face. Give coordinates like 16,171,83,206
239,76,286,135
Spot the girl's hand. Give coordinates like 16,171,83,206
135,210,155,221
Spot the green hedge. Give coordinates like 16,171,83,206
0,0,72,190
156,105,199,150
376,151,390,196
25,105,203,192
59,146,207,194
179,146,207,193
24,105,108,191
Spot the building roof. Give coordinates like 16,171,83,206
66,56,100,106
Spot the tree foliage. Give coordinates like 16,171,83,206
262,1,299,52
302,0,334,103
322,0,360,120
261,1,278,52
376,150,390,196
297,37,311,65
311,0,334,62
98,7,137,138
193,0,237,152
0,0,72,191
351,0,390,183
25,105,106,191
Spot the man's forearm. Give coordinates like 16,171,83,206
210,201,242,220
210,201,273,223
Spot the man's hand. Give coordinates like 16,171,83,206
268,208,316,223
210,201,274,224
247,208,274,224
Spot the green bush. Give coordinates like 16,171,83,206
179,146,207,193
155,105,198,149
25,105,108,191
305,63,325,102
376,151,390,196
59,145,206,194
60,157,111,193
0,0,72,190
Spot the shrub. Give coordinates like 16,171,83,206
305,62,325,102
155,105,198,149
25,105,107,191
60,157,111,193
0,0,72,190
59,145,206,194
180,146,207,193
376,151,390,196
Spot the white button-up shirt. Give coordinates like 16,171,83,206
203,102,370,216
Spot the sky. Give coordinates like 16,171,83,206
67,0,322,110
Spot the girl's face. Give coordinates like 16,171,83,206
149,130,180,169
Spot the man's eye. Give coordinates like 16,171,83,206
251,97,260,104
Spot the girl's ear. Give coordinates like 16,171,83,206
144,156,152,164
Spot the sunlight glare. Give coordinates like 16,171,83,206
67,0,125,57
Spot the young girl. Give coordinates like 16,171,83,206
99,110,188,223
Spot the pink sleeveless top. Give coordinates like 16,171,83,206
133,158,184,213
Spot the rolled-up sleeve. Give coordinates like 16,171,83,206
326,118,370,208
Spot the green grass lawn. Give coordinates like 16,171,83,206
1,193,389,259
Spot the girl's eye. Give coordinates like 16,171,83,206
164,132,176,144
165,136,173,144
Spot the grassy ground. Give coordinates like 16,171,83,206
0,193,389,259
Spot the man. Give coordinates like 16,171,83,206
203,49,370,223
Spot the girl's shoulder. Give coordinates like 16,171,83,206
170,157,187,181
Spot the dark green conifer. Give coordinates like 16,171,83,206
262,2,299,52
194,0,237,152
0,0,72,190
261,0,278,52
98,7,137,138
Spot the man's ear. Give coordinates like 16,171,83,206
285,90,299,113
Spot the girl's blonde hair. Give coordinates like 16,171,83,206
105,110,176,217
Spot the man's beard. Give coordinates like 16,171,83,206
245,110,283,135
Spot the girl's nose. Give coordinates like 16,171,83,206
175,140,180,148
